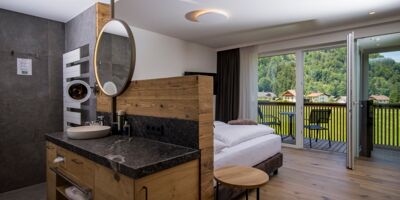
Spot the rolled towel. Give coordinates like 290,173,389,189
65,186,89,200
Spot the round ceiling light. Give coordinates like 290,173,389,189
185,9,229,23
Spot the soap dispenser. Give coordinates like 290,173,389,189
117,110,126,134
123,120,131,137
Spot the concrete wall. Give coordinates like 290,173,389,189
0,9,64,192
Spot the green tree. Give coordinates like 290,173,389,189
389,81,400,103
258,49,400,103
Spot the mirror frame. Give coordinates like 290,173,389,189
94,19,136,97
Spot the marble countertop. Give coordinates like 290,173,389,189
45,132,200,179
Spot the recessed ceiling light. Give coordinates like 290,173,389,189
369,11,376,15
185,9,229,23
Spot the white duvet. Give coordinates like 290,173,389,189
214,123,275,147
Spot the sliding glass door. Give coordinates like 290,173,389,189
347,32,358,169
303,47,347,152
258,53,297,146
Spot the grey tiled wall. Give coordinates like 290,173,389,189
0,9,65,192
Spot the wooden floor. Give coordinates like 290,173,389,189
241,147,400,200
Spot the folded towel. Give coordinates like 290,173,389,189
228,119,258,125
65,186,89,200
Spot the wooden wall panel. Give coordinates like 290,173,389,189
197,76,214,200
98,76,202,121
96,3,111,37
96,76,214,199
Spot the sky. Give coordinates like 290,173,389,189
381,51,400,63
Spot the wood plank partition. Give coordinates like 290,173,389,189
96,3,111,37
97,76,214,200
95,5,213,199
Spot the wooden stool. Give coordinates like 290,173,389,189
214,166,269,200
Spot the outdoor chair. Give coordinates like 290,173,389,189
258,107,282,140
304,109,332,148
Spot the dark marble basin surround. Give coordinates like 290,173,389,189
45,132,200,179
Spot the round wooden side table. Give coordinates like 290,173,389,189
214,166,269,200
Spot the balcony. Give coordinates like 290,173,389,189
257,101,400,153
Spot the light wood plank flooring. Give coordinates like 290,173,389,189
241,147,400,200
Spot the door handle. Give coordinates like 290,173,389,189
46,145,54,150
71,158,83,165
142,186,148,200
53,156,64,164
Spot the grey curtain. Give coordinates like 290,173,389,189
216,48,240,122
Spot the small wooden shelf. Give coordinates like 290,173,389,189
56,185,69,197
51,167,93,200
56,185,70,200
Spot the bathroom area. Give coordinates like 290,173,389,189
0,1,215,200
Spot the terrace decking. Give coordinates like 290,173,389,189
282,137,347,153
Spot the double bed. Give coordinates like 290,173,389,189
214,121,283,199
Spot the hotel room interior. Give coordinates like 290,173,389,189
1,0,400,199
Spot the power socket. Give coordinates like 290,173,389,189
145,125,164,136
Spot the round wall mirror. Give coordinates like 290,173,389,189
94,19,136,97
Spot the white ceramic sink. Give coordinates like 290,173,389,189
66,125,111,139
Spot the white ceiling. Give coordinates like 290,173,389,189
0,0,99,22
1,0,400,49
116,0,400,48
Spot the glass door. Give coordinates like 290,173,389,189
303,46,347,152
347,32,358,169
258,53,297,146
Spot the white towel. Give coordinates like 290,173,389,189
65,186,89,200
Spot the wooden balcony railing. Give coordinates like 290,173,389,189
373,103,400,147
257,101,400,148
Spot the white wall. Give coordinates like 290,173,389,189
130,26,217,80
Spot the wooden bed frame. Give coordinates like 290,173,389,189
215,152,283,200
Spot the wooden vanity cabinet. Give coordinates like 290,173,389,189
46,142,199,200
46,142,57,200
94,164,134,200
56,147,95,188
134,160,199,200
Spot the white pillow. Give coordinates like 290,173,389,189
214,124,274,147
214,139,228,154
213,121,227,127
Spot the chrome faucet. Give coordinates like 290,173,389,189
97,115,105,126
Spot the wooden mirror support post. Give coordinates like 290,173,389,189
95,2,136,127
